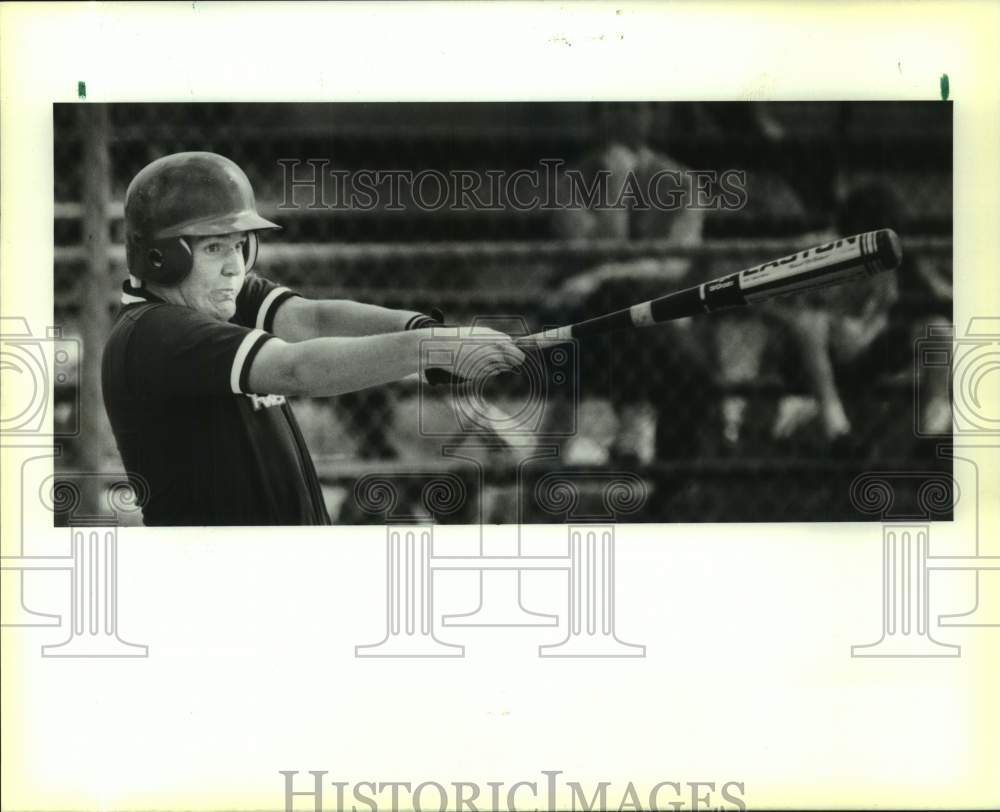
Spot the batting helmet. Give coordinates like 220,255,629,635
124,152,280,285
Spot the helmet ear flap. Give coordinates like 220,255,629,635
242,232,260,273
131,234,261,284
133,237,194,284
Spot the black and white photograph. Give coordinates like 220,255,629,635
53,100,953,525
3,4,998,812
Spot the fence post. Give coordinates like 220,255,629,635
78,104,114,515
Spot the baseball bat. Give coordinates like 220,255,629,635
520,228,902,345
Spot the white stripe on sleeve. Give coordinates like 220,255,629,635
256,286,292,330
230,329,267,394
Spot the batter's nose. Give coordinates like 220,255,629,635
222,246,245,276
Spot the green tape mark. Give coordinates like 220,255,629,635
77,81,86,99
940,73,949,101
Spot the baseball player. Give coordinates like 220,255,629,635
102,152,524,526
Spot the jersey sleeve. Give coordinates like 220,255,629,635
233,273,301,333
124,305,275,396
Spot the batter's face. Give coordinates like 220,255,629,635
171,231,248,321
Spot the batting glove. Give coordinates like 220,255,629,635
405,308,466,386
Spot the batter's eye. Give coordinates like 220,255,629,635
204,239,245,254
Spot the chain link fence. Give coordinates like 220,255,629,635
52,102,953,523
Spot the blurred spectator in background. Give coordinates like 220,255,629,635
552,102,705,249
548,102,717,466
765,182,952,448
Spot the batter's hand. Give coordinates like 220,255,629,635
423,325,527,385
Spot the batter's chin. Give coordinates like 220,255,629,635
204,301,237,321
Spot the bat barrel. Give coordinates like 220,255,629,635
518,228,902,345
875,228,904,269
734,228,902,304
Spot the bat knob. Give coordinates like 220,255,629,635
875,228,904,271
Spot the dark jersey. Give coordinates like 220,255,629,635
101,274,330,526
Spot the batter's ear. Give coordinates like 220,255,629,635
130,237,193,284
